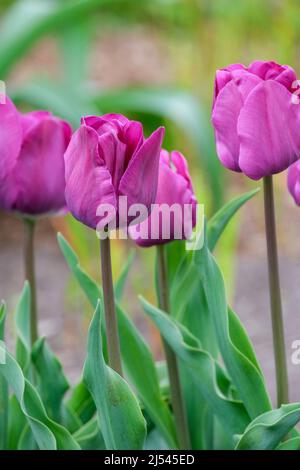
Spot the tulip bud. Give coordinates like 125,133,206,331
64,114,164,230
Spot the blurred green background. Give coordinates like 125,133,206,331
1,0,300,390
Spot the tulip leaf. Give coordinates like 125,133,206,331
73,417,105,450
140,297,250,444
0,303,8,450
115,250,135,302
236,404,300,450
58,233,177,448
31,337,69,423
17,425,37,450
83,300,146,450
0,343,80,450
277,437,300,450
7,396,26,450
15,282,31,374
116,302,177,448
66,381,95,425
207,188,260,252
193,229,272,419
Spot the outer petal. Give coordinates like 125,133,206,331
238,80,300,180
213,63,246,103
7,117,71,215
21,110,51,135
0,96,22,181
287,160,300,205
119,126,165,211
65,125,116,229
212,72,261,171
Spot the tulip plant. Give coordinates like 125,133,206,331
2,60,300,452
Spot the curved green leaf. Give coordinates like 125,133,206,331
0,343,80,450
277,436,300,450
193,232,272,419
83,301,146,450
236,404,300,450
207,188,260,252
140,297,250,445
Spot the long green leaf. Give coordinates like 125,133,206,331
31,338,69,422
0,343,80,450
83,301,146,450
73,417,105,450
58,233,177,448
193,231,272,419
140,297,250,445
236,404,300,450
15,282,31,373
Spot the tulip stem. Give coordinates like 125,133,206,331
100,233,123,376
23,218,38,346
263,176,289,406
156,245,191,450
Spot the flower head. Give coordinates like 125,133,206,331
212,61,300,180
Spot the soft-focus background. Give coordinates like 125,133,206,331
1,0,300,403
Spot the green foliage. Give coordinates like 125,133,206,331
236,404,300,450
83,301,146,450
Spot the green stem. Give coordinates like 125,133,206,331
156,245,191,450
100,234,123,376
23,218,38,346
263,176,289,406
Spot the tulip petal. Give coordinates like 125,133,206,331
212,73,261,171
248,61,297,91
214,63,246,103
65,125,116,229
129,152,197,247
238,80,300,180
119,126,165,210
98,131,127,190
0,96,22,180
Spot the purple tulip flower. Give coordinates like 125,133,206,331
64,114,165,230
212,60,300,180
0,95,71,216
129,149,197,247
